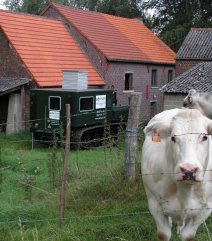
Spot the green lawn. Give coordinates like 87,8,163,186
0,132,211,241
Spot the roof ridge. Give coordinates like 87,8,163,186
162,61,212,93
50,2,140,22
0,9,61,23
0,8,104,87
41,1,175,65
191,27,212,31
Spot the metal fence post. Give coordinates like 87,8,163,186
59,104,70,228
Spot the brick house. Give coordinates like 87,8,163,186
162,28,212,110
41,2,176,120
0,10,103,133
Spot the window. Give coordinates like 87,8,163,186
49,96,61,111
125,73,133,90
80,97,94,112
150,101,157,118
168,70,173,82
151,69,157,87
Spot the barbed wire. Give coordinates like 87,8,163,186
1,206,212,226
2,113,212,233
0,105,131,127
0,132,141,145
2,165,212,186
0,211,150,225
1,131,212,179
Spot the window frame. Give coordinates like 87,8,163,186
168,69,173,82
79,96,94,112
48,96,61,111
151,69,157,87
124,73,133,91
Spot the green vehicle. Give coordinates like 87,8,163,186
30,88,129,147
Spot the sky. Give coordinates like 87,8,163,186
0,0,6,10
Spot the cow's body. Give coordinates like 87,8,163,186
183,89,212,119
142,109,212,241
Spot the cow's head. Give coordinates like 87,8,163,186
183,89,197,108
144,109,212,184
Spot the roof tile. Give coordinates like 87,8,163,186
0,77,31,94
161,62,212,93
43,3,175,64
176,28,212,60
0,10,104,87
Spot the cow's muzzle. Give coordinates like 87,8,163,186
178,167,199,182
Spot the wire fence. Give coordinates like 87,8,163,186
1,115,212,240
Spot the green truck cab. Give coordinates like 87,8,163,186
30,88,129,146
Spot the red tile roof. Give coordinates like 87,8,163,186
0,10,104,87
42,3,176,65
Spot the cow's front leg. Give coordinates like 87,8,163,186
156,215,172,241
180,218,197,241
180,208,211,241
146,190,172,241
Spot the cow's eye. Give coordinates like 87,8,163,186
202,135,208,141
171,136,176,143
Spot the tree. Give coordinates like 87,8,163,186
3,0,143,17
142,0,212,51
3,0,22,11
3,0,71,14
3,0,211,51
96,0,142,18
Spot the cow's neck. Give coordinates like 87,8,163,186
196,100,212,119
177,183,206,210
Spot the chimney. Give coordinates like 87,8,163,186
62,70,88,90
135,17,143,24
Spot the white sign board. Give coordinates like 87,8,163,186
96,95,106,109
49,110,60,120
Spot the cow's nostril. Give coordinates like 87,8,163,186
180,167,198,181
180,167,187,174
184,171,195,180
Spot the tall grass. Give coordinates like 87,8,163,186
0,132,211,240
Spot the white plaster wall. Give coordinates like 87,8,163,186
6,93,22,134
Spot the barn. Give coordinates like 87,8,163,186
162,28,212,110
41,2,176,120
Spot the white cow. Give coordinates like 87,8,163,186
142,108,212,241
183,89,212,119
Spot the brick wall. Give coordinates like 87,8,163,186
43,7,175,120
0,30,36,131
175,60,200,77
0,31,30,78
163,93,186,110
105,62,175,120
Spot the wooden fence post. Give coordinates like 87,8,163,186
124,92,142,181
59,104,70,228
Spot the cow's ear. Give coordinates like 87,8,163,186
188,89,197,96
144,122,171,137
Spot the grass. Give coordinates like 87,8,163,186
0,132,211,240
